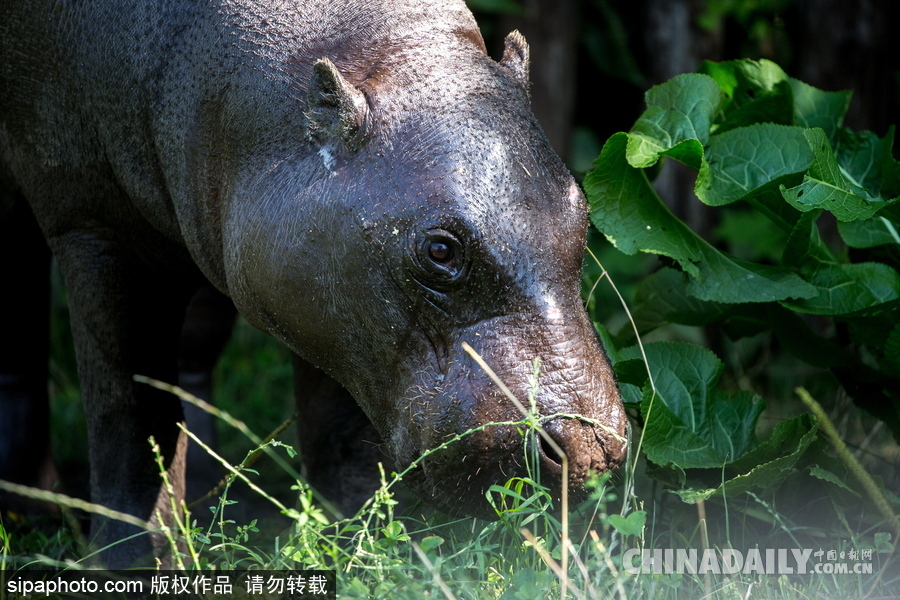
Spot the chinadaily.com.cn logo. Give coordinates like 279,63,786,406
623,548,875,575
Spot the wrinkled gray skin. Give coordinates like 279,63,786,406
0,0,627,566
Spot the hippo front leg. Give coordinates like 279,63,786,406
51,232,195,567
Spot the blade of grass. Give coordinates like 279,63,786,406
520,527,585,600
461,341,570,600
133,375,344,519
411,540,458,600
584,247,653,523
177,425,291,515
0,479,149,531
589,530,628,600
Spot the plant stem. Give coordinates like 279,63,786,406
796,387,900,540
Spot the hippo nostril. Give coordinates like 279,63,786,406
538,429,565,467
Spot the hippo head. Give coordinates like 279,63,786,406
226,21,627,517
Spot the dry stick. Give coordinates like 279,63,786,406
565,537,597,599
460,342,570,600
178,425,291,514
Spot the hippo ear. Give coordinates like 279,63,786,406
500,30,530,90
307,58,370,152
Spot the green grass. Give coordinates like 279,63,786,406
5,396,897,599
1,247,898,598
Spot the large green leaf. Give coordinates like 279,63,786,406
696,123,813,206
699,59,794,133
587,56,900,489
586,133,817,303
789,78,852,140
626,73,725,170
675,416,819,503
834,126,900,200
700,58,852,140
780,128,895,221
689,246,816,303
782,211,900,315
630,342,765,469
838,212,900,248
714,209,791,262
613,343,653,389
629,267,731,334
782,210,835,271
781,262,900,316
586,132,702,276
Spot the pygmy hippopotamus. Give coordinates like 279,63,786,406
0,0,627,566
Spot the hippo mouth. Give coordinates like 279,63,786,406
393,384,628,519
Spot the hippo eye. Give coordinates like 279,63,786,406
428,240,454,265
418,230,463,280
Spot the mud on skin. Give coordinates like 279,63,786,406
0,0,627,567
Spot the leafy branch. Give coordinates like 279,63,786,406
584,58,900,514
